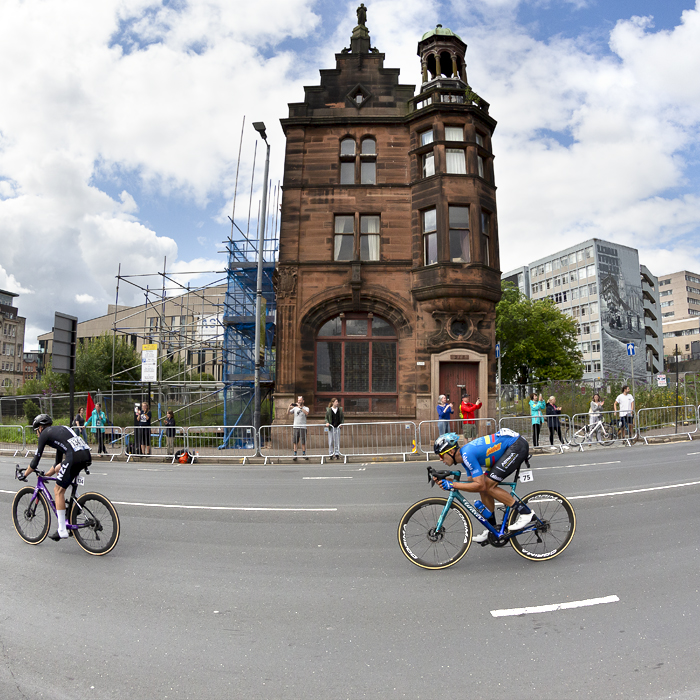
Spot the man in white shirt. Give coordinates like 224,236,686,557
288,395,310,461
614,385,635,438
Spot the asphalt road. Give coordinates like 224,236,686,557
1,442,699,700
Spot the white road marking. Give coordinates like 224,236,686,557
568,480,700,500
491,595,619,618
111,501,337,512
137,468,174,472
303,476,353,480
534,461,621,471
687,452,700,455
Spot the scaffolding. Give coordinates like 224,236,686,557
222,198,279,426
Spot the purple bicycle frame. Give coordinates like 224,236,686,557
30,473,83,531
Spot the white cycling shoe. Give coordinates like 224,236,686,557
473,529,490,543
508,511,535,532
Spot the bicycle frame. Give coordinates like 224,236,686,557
435,471,540,542
26,474,85,532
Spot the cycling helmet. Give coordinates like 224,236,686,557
434,432,460,456
32,414,53,431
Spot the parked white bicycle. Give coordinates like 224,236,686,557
571,416,616,446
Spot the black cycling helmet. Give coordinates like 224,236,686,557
434,432,460,456
32,414,53,431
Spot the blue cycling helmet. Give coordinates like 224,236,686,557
434,432,460,456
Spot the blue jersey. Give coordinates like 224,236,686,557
458,429,521,478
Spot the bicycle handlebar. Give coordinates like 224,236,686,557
427,466,462,486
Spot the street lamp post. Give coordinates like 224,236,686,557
252,122,270,443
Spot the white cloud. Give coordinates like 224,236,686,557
76,294,96,304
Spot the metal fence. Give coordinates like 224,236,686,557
259,424,335,463
186,426,257,461
417,418,496,457
0,425,25,455
499,415,572,453
337,421,418,461
637,405,698,444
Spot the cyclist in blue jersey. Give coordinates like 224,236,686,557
433,430,534,543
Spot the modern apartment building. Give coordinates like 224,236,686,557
504,239,663,381
0,289,26,394
658,270,700,361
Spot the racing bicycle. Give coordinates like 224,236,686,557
398,460,576,570
12,464,120,556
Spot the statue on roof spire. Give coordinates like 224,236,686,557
357,4,367,27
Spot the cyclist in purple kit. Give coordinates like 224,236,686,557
433,429,534,543
18,414,92,541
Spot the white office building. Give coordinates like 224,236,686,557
504,239,662,381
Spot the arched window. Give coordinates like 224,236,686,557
316,313,397,413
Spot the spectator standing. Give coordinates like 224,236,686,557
136,402,152,455
87,402,108,454
459,394,482,440
72,407,88,443
436,395,454,435
614,385,635,438
325,398,344,460
529,393,545,447
288,395,310,461
164,410,176,455
589,393,605,425
545,396,565,447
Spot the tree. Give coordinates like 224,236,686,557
74,334,141,391
496,282,584,385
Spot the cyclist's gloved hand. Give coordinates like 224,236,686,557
438,479,454,491
15,467,27,482
34,469,44,477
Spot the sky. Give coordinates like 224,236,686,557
1,0,700,348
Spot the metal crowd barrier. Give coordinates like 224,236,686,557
417,418,496,458
499,415,572,453
637,405,699,444
259,424,334,463
0,425,25,456
337,421,417,461
186,425,256,462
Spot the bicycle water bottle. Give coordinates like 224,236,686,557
473,500,493,520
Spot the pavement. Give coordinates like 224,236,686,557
1,443,699,700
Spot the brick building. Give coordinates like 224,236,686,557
273,12,501,422
0,289,26,394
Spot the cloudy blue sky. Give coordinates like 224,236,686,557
1,0,699,347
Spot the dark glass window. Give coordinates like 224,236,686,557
449,206,470,263
334,215,354,261
423,208,437,265
315,313,398,413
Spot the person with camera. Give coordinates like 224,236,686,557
288,395,310,461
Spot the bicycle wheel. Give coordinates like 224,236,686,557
70,492,120,556
596,425,615,447
570,426,587,445
398,497,472,570
508,490,576,562
12,487,51,545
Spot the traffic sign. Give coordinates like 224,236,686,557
626,343,635,356
495,342,500,359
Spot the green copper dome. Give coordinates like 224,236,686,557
421,24,463,41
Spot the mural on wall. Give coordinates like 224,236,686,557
597,242,646,379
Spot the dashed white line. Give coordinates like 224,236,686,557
534,461,621,471
568,480,700,500
491,595,619,618
303,476,353,480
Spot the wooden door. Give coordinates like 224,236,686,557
439,362,479,407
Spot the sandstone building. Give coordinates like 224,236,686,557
274,12,501,422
